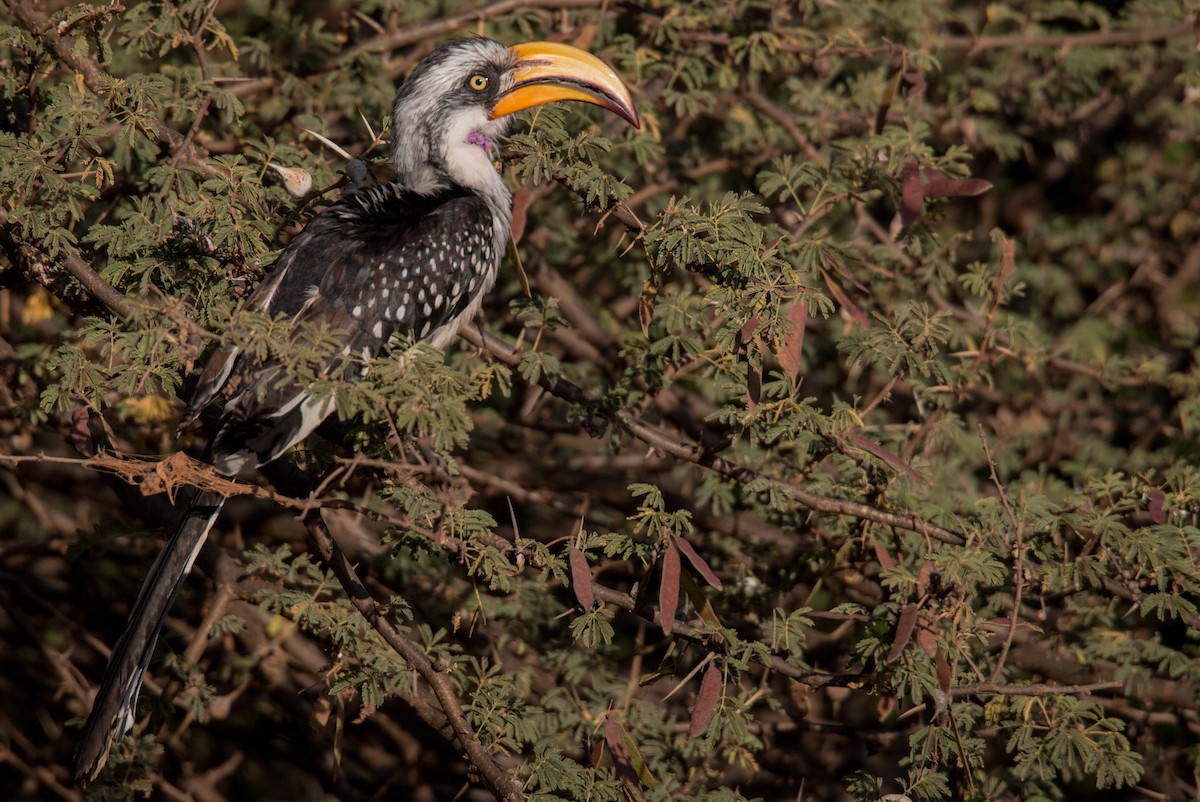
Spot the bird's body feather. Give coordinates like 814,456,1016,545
200,182,501,474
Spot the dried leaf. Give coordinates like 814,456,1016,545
604,719,641,790
511,187,533,244
1148,490,1167,524
916,561,934,595
921,168,992,198
821,272,870,328
589,737,604,767
904,70,927,101
675,537,723,590
659,543,681,636
740,318,763,411
848,433,926,484
872,538,895,571
638,279,656,337
916,624,936,656
622,727,655,789
96,412,120,450
874,62,904,134
689,661,722,737
900,160,924,226
902,164,991,225
70,407,94,457
571,22,598,51
774,299,807,384
508,236,531,297
739,317,763,344
887,603,919,662
679,571,722,628
568,546,596,608
935,651,952,693
745,357,761,412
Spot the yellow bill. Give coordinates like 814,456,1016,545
491,41,640,128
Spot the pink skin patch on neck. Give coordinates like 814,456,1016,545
466,130,495,151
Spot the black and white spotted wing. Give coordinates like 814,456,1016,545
188,182,501,475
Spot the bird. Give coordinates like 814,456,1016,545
73,36,638,784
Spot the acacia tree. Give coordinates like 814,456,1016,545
2,1,1199,801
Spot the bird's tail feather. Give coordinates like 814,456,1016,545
73,488,225,785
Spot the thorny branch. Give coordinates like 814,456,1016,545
981,430,1024,684
296,503,526,802
459,327,967,547
0,207,134,319
2,444,1155,714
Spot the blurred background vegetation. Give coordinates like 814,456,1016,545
2,1,1199,800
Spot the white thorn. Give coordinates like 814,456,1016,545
358,110,377,143
300,128,354,161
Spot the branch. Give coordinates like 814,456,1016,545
219,456,525,802
0,207,134,318
29,437,1190,713
952,680,1123,698
299,508,525,802
2,0,221,327
2,0,217,175
742,89,826,168
4,448,857,692
255,461,523,801
334,0,606,65
980,430,1024,684
460,326,966,546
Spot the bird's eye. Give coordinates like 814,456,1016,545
467,74,489,92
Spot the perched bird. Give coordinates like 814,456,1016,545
74,36,638,784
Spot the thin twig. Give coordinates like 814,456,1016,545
0,206,134,318
980,429,1024,683
743,89,826,168
170,0,221,166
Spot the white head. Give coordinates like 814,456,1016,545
390,37,640,210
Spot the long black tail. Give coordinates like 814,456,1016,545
73,489,225,784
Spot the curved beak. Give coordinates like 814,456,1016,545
490,41,640,129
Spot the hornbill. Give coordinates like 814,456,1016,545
74,37,638,784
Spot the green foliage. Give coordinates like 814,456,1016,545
3,0,1200,800
994,696,1143,790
